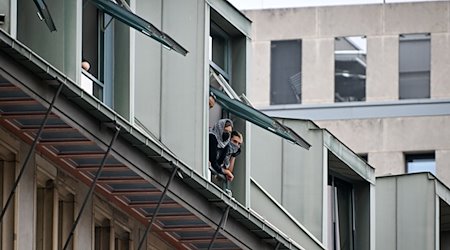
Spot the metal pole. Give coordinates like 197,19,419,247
0,83,64,223
207,206,230,250
274,242,281,250
137,165,179,250
62,127,120,250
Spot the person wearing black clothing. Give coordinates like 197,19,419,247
209,119,233,179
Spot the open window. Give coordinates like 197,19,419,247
90,0,187,56
83,0,188,107
36,168,75,250
210,70,310,149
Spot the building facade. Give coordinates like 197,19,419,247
244,1,450,186
0,0,377,249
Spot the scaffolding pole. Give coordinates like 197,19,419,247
137,165,179,250
208,206,230,250
0,83,64,223
62,126,120,250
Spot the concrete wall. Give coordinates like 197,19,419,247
244,1,450,106
317,116,450,181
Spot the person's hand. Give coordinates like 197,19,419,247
209,96,215,109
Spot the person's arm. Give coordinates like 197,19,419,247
228,157,236,173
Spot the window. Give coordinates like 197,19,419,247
399,34,431,99
328,176,355,250
270,40,302,105
94,219,111,250
335,36,366,102
82,2,108,103
210,22,231,80
114,226,131,250
35,172,75,250
83,0,187,108
406,153,435,175
359,154,368,162
94,201,132,250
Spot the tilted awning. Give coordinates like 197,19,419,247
210,87,311,149
33,0,57,32
90,0,188,56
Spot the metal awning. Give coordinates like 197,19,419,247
211,87,311,149
90,0,188,56
0,30,304,249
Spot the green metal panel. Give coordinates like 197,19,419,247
17,0,76,80
376,174,437,250
211,87,310,148
282,120,324,240
134,0,162,138
113,18,131,120
397,174,435,250
160,0,204,171
250,124,283,201
376,177,397,250
250,181,325,250
90,0,187,55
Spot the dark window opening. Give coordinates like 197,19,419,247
405,152,435,175
399,34,431,99
270,40,302,105
335,36,366,102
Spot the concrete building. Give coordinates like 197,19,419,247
0,0,375,249
244,1,450,188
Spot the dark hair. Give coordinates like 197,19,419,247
224,120,232,128
231,130,242,139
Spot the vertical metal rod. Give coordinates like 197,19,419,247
0,83,64,223
274,242,281,250
208,206,230,250
137,166,179,250
62,127,120,250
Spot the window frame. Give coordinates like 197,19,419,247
209,21,232,81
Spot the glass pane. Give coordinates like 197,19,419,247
335,36,366,102
270,40,302,105
406,153,435,175
212,35,227,70
399,34,430,99
399,72,430,99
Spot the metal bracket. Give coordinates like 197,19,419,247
208,206,230,250
0,83,64,223
62,126,121,250
137,164,179,250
